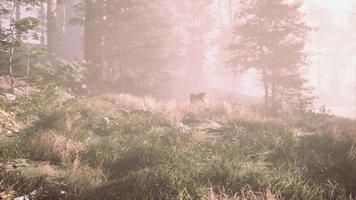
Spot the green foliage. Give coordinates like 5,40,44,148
15,17,40,35
2,96,356,200
295,134,356,197
218,120,296,162
182,113,207,124
0,0,41,78
55,60,88,92
83,137,123,168
227,0,312,115
0,170,46,196
31,60,88,95
81,0,170,94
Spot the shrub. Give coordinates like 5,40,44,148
295,133,356,197
30,130,86,166
66,158,105,198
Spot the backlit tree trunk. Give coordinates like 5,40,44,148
25,38,30,98
84,0,105,87
0,13,2,31
15,0,21,41
47,0,58,61
262,67,269,114
56,0,67,56
40,0,45,45
9,0,17,94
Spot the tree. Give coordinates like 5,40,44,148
227,0,311,115
167,0,213,86
0,0,40,94
83,0,102,78
39,0,45,45
79,0,169,95
15,0,20,41
8,0,17,93
47,0,57,61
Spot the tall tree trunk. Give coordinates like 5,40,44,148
84,0,98,63
100,0,108,82
84,0,104,89
271,75,277,116
9,0,17,94
354,66,356,119
25,38,30,98
56,0,66,57
40,0,45,45
47,0,58,62
0,6,2,31
60,0,66,35
262,67,269,115
317,40,321,91
15,0,21,41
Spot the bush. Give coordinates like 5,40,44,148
30,130,86,166
295,133,356,197
66,158,105,198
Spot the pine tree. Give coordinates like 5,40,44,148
83,0,103,81
80,0,169,95
227,0,311,115
0,0,40,94
39,0,45,45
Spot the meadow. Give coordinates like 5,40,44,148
0,93,356,200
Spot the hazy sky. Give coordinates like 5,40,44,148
311,0,352,13
306,0,353,22
235,0,356,118
11,0,356,118
305,0,356,118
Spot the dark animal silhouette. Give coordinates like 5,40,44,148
190,93,209,104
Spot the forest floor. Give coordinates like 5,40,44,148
0,92,356,200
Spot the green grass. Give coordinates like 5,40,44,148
1,94,356,199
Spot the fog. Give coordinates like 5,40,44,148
303,0,356,118
8,0,356,118
2,1,356,198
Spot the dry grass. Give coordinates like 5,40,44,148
31,130,86,166
200,188,277,200
4,93,356,199
67,157,105,196
37,163,57,178
84,93,261,126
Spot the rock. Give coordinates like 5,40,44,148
0,109,21,135
2,159,67,180
14,188,42,200
293,128,317,137
118,108,130,114
175,123,191,134
0,189,16,200
8,159,31,168
191,120,222,131
101,117,110,124
4,93,16,103
188,120,224,142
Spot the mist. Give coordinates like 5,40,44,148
2,1,356,199
14,0,355,118
6,0,356,118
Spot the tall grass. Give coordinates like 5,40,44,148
2,93,356,200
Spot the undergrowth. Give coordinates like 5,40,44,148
1,94,356,200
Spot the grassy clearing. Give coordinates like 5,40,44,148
1,94,356,199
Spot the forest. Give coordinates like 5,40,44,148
0,0,355,199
